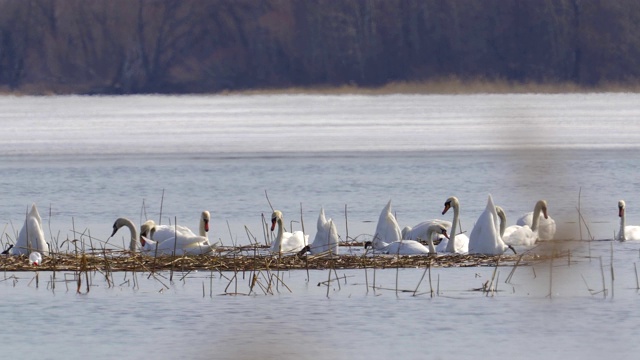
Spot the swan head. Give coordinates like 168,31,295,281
139,220,157,247
618,200,626,217
202,211,210,232
110,218,129,237
271,210,283,231
536,200,549,219
429,224,450,239
442,196,459,215
364,241,373,250
29,252,42,266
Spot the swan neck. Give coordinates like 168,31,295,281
619,210,626,241
123,219,139,251
274,218,284,252
447,203,459,253
199,218,207,237
531,203,543,232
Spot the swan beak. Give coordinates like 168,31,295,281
442,230,450,239
508,245,517,254
619,207,624,218
140,236,146,247
270,218,276,232
204,220,210,233
442,203,451,215
110,227,118,237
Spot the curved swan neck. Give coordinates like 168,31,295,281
531,201,545,232
121,218,139,251
447,199,459,253
495,206,506,237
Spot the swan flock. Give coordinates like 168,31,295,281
4,195,638,260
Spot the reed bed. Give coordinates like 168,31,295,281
0,245,536,272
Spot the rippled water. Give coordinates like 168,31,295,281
1,93,640,359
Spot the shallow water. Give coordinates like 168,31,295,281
1,93,640,359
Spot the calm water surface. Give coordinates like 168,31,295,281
1,93,640,359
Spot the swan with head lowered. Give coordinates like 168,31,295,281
140,220,217,255
269,210,309,255
439,196,470,254
516,200,556,240
468,195,516,255
12,204,50,256
147,211,210,242
298,208,339,256
366,223,448,255
109,217,142,252
617,200,640,241
402,219,452,245
370,200,402,251
502,201,546,247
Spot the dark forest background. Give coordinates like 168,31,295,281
1,0,639,94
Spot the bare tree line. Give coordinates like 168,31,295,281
1,0,639,94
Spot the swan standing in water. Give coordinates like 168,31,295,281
366,224,448,255
298,208,339,255
468,195,516,255
617,200,640,241
516,200,556,240
147,211,210,242
140,220,217,255
502,201,546,246
440,196,470,253
270,210,308,255
371,200,402,250
13,204,49,256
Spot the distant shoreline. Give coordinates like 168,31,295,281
3,79,640,96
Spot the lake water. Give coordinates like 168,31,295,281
1,93,640,359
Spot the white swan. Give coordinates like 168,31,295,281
110,217,142,251
140,220,217,255
366,224,447,255
468,195,515,255
147,211,210,242
495,206,507,238
402,219,452,243
502,201,546,246
299,208,339,255
270,210,308,254
516,200,556,240
29,252,42,266
617,200,640,241
13,204,49,256
440,196,470,253
371,200,402,250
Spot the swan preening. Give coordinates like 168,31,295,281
298,208,339,256
617,200,640,241
516,200,556,240
468,195,516,255
12,204,49,256
269,210,309,255
146,211,210,242
110,214,217,255
367,224,448,255
502,200,548,247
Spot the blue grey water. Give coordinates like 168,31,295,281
1,93,640,359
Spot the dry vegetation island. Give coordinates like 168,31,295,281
1,1,640,95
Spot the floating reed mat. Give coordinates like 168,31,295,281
0,249,536,272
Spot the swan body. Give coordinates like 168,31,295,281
617,200,640,241
402,219,452,242
468,195,515,255
503,201,548,246
301,208,339,255
148,211,210,242
516,200,556,240
110,217,141,251
371,224,448,255
270,210,309,254
371,200,402,250
440,196,470,254
13,204,49,256
140,220,217,255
